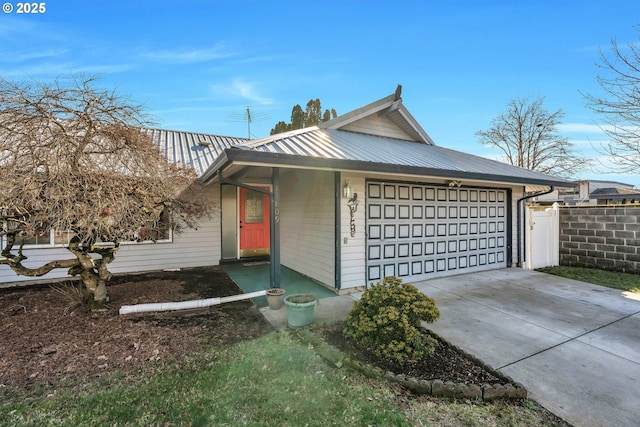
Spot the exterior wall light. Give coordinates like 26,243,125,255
343,180,353,199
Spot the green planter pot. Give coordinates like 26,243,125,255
284,293,317,329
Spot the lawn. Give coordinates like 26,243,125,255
1,332,565,427
537,266,640,294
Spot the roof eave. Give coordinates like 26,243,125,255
200,149,231,184
391,103,435,145
202,149,574,188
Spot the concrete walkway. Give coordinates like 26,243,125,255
260,268,640,427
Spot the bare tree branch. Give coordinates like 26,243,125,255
583,25,640,174
0,75,214,306
476,96,591,179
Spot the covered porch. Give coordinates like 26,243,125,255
222,262,337,308
211,162,340,292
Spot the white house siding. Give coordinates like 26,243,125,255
0,185,222,285
279,169,335,288
512,186,525,266
341,114,414,141
339,173,368,290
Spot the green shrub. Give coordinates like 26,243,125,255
343,276,440,362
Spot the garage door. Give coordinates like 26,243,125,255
366,181,508,283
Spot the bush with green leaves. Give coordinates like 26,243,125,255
343,276,440,362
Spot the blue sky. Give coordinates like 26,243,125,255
1,0,639,186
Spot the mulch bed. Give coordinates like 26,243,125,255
319,324,507,385
0,266,273,388
1,266,515,390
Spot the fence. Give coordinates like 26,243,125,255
525,205,560,269
558,205,640,274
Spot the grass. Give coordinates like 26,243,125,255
537,266,640,294
0,332,561,426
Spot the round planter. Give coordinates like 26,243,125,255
284,293,317,329
266,288,286,310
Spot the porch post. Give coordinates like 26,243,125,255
270,167,281,288
334,171,342,290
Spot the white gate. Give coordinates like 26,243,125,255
525,203,559,269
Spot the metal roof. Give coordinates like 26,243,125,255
145,128,247,176
153,88,573,189
233,127,573,187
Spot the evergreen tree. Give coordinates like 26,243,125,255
270,99,337,135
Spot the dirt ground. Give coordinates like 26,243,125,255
0,266,273,388
2,266,514,389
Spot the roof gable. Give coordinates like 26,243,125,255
197,88,574,189
339,112,415,141
318,85,434,145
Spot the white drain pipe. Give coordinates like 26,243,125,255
119,290,267,315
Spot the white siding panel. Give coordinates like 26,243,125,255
340,174,367,289
512,187,525,267
341,114,415,141
279,169,335,287
0,185,222,285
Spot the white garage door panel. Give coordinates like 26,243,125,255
366,181,507,283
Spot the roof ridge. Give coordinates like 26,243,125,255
238,125,320,149
145,126,248,141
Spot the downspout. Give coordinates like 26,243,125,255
119,290,267,315
517,186,554,267
217,170,281,289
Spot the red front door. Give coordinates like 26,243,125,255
239,187,270,257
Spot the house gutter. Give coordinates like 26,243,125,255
216,169,281,289
516,186,554,267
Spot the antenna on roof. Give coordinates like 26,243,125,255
228,106,270,140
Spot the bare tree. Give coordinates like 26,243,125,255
476,96,590,179
584,26,640,173
0,76,212,308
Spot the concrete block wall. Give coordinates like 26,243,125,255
559,206,640,274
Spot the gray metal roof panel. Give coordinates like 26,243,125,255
246,128,572,186
146,128,247,176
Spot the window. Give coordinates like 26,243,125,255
21,230,51,246
2,209,173,248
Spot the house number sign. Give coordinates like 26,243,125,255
347,193,359,237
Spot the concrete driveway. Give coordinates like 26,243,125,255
415,268,640,427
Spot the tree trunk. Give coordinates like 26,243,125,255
68,241,119,309
93,280,108,304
